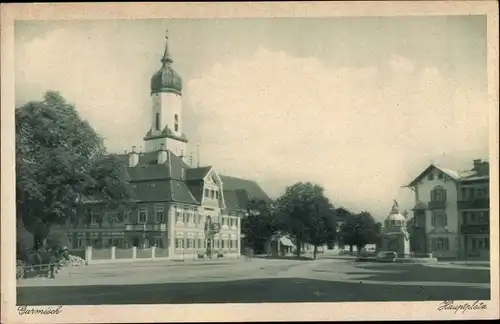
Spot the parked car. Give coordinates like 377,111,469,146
356,248,378,262
376,251,397,262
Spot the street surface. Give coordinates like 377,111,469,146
17,257,490,305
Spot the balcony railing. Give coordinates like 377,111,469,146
461,224,489,235
458,198,490,210
125,223,167,232
428,200,446,210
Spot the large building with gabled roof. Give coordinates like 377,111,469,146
58,31,270,259
404,159,490,260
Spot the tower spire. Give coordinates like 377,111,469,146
161,28,173,65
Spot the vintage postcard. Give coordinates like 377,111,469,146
1,1,499,323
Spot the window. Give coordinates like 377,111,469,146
438,172,444,180
221,240,225,249
155,112,160,131
138,208,147,223
124,212,130,223
469,187,475,199
428,172,434,180
174,114,179,132
198,238,204,248
432,212,447,227
155,205,165,223
477,187,488,198
431,186,446,201
432,237,449,251
205,188,209,199
90,212,98,225
235,240,238,249
175,238,183,249
478,211,488,224
183,207,189,223
469,212,477,223
68,237,73,249
462,212,468,224
77,239,84,249
461,188,467,200
215,191,219,199
187,238,194,248
176,210,182,222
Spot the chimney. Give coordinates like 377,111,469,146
158,143,167,164
473,159,482,169
128,146,139,167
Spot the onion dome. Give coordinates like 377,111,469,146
384,200,407,226
151,30,183,95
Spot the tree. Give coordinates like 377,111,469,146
339,211,379,254
241,199,278,254
276,182,336,259
16,91,133,249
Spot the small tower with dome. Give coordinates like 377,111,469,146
380,200,410,257
143,29,188,159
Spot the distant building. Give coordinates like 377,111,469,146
405,159,490,260
53,32,269,259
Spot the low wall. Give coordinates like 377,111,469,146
92,249,112,260
137,248,152,259
84,246,239,264
155,248,169,258
115,248,133,259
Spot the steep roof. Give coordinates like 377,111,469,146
405,162,490,187
111,151,270,207
220,175,271,202
405,164,459,187
222,190,242,211
186,166,212,181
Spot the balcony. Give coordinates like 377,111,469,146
461,224,489,235
458,198,489,210
428,200,446,210
125,223,167,232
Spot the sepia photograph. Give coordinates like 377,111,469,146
1,1,499,323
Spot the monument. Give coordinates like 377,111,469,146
380,200,410,258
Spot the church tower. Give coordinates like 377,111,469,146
144,30,188,159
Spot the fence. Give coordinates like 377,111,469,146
84,246,165,264
83,246,240,264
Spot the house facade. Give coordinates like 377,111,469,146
405,159,490,260
53,31,270,259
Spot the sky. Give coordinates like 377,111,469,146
14,16,489,220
